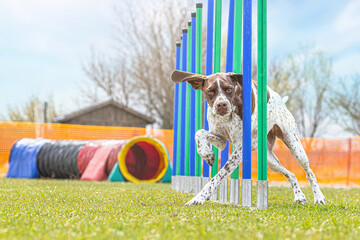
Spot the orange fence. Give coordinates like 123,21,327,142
0,121,359,187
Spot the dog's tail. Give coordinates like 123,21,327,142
282,96,289,104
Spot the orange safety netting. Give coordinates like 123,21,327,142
1,121,359,187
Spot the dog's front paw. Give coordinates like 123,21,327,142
185,196,206,206
293,198,307,204
293,192,307,204
314,195,326,205
198,149,215,166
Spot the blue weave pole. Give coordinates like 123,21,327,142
172,42,181,176
203,0,215,178
226,0,235,73
221,0,235,168
180,28,188,176
189,12,197,177
242,0,252,180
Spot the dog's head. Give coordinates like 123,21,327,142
171,70,243,117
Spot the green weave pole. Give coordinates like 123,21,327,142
176,39,183,176
185,22,192,177
195,4,203,177
211,0,222,178
257,0,267,181
231,0,243,180
233,0,242,74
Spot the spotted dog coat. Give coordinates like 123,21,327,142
171,70,326,206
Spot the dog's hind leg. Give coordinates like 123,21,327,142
276,119,326,205
267,127,306,204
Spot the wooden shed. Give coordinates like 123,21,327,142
53,100,155,128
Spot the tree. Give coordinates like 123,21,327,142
7,95,61,123
82,49,132,106
82,0,194,129
268,48,334,138
330,74,360,135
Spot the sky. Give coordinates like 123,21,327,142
0,0,359,134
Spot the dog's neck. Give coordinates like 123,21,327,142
208,105,238,122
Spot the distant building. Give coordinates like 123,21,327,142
53,100,155,128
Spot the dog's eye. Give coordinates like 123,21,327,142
226,88,233,93
207,89,214,95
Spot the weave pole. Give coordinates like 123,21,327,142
219,0,235,203
190,12,197,193
202,0,214,188
184,21,192,193
172,42,181,190
175,37,182,191
230,0,242,205
242,0,252,208
179,28,188,192
226,0,242,204
257,0,268,210
195,3,203,193
210,0,222,201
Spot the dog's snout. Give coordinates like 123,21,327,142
216,101,229,116
217,102,227,109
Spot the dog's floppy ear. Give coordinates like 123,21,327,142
227,73,243,86
171,70,207,90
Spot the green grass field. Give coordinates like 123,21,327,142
0,178,359,240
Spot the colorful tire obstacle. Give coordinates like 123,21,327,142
6,137,172,183
171,0,268,209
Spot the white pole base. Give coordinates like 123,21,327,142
181,176,186,193
201,177,209,189
257,180,268,210
195,176,202,194
187,176,193,194
176,176,180,191
242,179,252,207
178,176,184,192
219,180,228,203
183,176,190,193
189,176,196,194
171,176,176,190
229,179,239,205
210,188,218,201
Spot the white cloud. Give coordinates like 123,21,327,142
334,0,360,33
327,0,360,54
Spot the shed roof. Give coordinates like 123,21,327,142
53,99,155,124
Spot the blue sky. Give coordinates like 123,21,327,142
0,0,359,121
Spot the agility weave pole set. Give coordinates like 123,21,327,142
171,0,268,209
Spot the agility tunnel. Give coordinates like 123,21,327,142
109,136,172,183
6,136,171,183
37,140,87,179
6,138,49,179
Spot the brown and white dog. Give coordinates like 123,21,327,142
171,70,326,206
